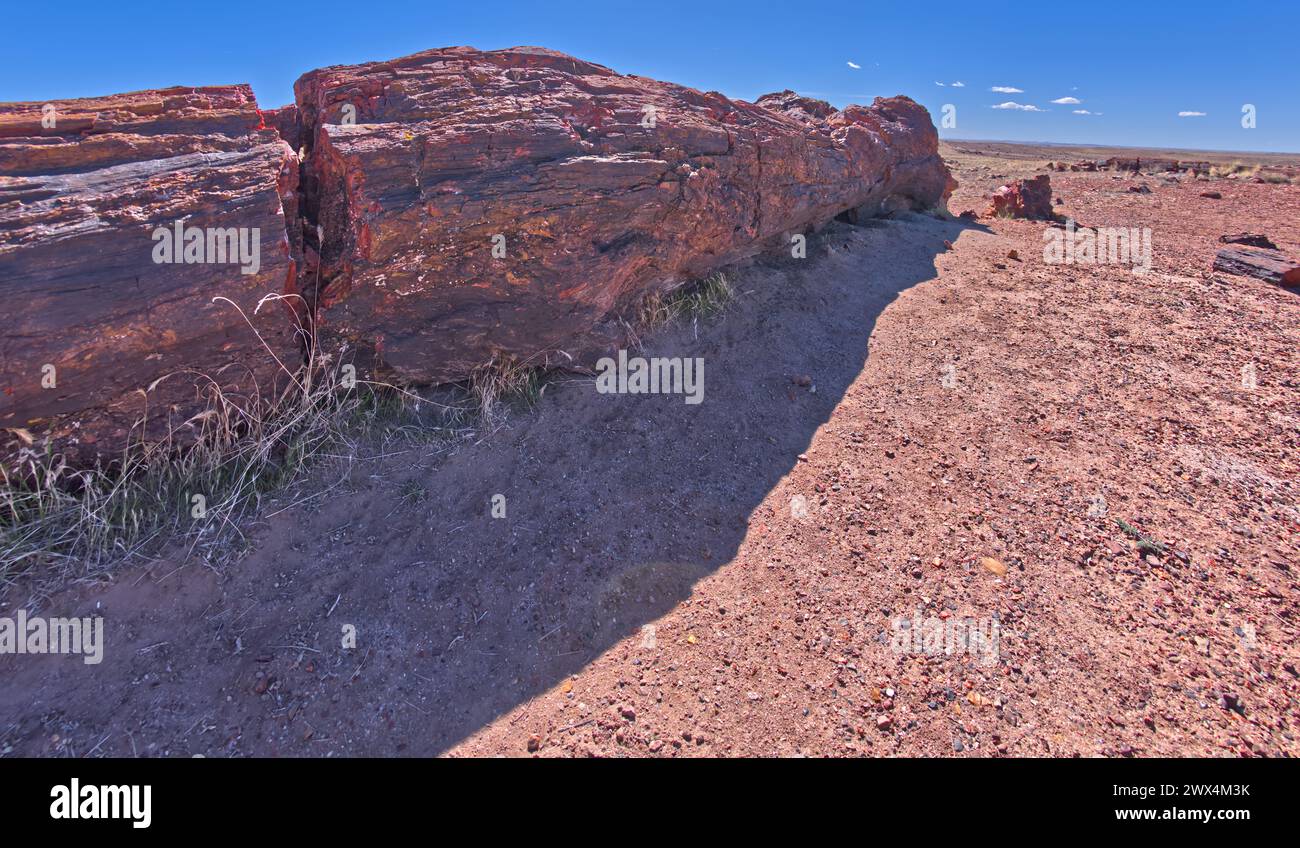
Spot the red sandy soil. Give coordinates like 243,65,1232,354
2,142,1297,758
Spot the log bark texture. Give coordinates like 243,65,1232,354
0,87,302,460
293,47,954,383
1213,247,1300,287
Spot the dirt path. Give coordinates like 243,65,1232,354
3,156,1297,758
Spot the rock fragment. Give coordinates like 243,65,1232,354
985,175,1055,219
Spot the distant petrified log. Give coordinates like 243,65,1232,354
1048,161,1097,173
1101,157,1210,176
0,87,303,461
293,47,953,384
986,175,1055,220
1213,247,1300,287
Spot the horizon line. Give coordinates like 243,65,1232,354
942,136,1300,158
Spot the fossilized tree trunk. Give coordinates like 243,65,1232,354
292,47,953,382
1,47,952,461
0,87,302,461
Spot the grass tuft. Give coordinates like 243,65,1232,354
1115,518,1168,557
0,344,466,600
468,355,546,421
1209,161,1258,179
397,478,428,505
637,271,735,331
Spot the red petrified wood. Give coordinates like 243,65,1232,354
291,47,954,383
985,175,1055,220
1213,247,1300,287
0,86,303,461
1,46,953,461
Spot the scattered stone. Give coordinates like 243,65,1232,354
981,557,1008,576
1218,693,1245,715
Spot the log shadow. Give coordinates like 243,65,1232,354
371,213,985,753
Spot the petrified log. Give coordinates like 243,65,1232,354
1213,247,1300,287
1098,156,1209,176
292,46,953,383
0,86,302,461
1,46,951,461
985,175,1055,220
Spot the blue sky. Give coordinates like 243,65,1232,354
4,0,1296,152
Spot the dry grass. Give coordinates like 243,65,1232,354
0,295,475,601
1,271,742,599
1207,161,1297,184
468,354,546,421
0,355,462,599
1210,161,1258,179
619,271,736,352
637,271,735,331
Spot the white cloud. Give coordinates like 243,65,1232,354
992,101,1046,112
1072,109,1094,115
951,81,965,87
935,80,945,86
991,86,1023,93
847,61,861,69
1178,110,1206,117
1051,96,1081,104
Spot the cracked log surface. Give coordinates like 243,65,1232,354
1,46,951,460
294,46,953,383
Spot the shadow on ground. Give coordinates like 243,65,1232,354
0,213,984,757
